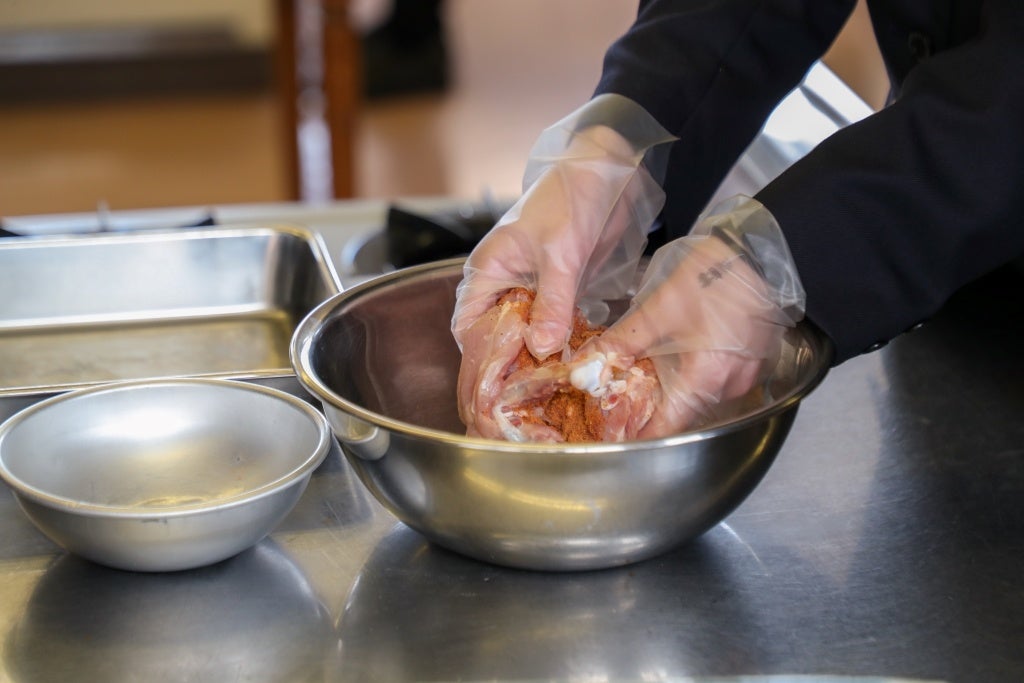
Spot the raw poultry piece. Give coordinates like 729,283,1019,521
458,288,659,443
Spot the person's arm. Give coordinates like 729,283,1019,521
595,0,857,237
757,1,1024,361
453,0,859,438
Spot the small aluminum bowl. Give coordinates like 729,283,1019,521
291,258,832,571
0,379,332,572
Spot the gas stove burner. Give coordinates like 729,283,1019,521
341,200,512,280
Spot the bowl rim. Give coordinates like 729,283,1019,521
0,378,333,518
291,258,835,453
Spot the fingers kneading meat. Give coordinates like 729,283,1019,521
458,288,659,443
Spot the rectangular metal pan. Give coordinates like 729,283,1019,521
0,225,340,422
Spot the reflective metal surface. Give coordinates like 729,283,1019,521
0,261,1018,682
292,259,832,570
0,379,332,571
6,543,336,682
0,225,340,422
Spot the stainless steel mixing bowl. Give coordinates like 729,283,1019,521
0,378,333,571
291,258,832,571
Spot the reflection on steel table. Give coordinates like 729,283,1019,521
0,266,1020,681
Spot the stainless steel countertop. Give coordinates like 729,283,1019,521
3,63,1020,682
2,264,1020,682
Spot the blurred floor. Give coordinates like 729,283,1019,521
0,95,291,216
0,1,633,218
0,0,881,219
355,1,636,203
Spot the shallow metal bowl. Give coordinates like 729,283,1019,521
291,258,832,571
0,379,332,572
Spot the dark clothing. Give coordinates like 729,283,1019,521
595,0,1024,362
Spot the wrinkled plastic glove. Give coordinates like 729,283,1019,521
569,196,806,438
452,94,675,358
452,95,675,437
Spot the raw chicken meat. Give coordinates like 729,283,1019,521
458,288,660,443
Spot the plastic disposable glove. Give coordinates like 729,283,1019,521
452,94,675,359
569,196,806,438
453,95,675,438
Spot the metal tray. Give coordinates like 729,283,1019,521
0,225,340,422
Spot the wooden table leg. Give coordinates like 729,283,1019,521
274,0,301,200
274,0,358,201
322,0,359,199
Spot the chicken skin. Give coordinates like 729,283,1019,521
458,288,659,443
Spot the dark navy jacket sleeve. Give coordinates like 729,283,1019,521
595,0,1024,363
757,1,1024,361
595,0,856,233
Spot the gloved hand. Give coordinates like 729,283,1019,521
569,196,806,438
451,94,675,360
452,96,674,437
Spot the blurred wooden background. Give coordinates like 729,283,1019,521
0,0,884,218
